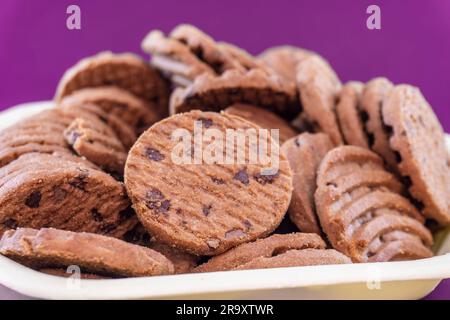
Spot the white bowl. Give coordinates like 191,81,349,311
0,101,449,300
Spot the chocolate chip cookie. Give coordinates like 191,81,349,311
281,133,334,234
224,103,297,143
295,55,343,145
64,117,127,175
125,110,293,255
0,153,132,238
382,84,450,225
336,81,369,148
55,51,169,118
0,228,174,277
169,69,297,118
315,146,433,262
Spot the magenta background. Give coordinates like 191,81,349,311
0,0,449,299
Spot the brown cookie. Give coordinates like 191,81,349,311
0,228,174,277
219,42,264,71
142,25,244,87
54,51,169,118
60,102,137,149
123,224,199,274
336,81,369,148
281,133,334,234
382,84,450,225
125,110,293,255
194,232,326,273
315,146,433,262
295,55,343,145
59,87,161,133
169,69,297,118
0,153,132,238
224,103,297,143
359,77,396,168
64,117,127,176
234,248,351,271
258,45,313,86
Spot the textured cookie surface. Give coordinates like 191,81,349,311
125,110,293,255
169,69,297,118
59,87,161,133
55,51,169,118
336,81,368,148
296,55,343,145
359,78,396,168
0,153,133,238
64,117,127,175
281,133,334,233
382,85,450,224
0,228,174,277
315,146,433,262
194,232,325,272
224,103,297,143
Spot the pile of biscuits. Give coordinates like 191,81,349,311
0,24,448,278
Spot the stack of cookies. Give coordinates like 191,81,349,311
0,24,448,279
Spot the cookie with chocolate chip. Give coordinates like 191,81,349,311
224,103,297,143
315,146,433,262
382,84,450,225
359,77,396,168
64,117,127,175
0,228,174,277
0,153,132,238
125,110,293,255
336,81,369,148
55,51,169,118
169,69,297,118
281,133,334,234
194,232,327,272
295,55,343,145
59,87,161,133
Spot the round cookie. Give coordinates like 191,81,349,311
54,51,169,118
59,87,161,133
0,228,174,277
382,84,450,225
359,77,396,169
296,55,343,145
315,146,433,262
64,117,127,176
0,153,132,238
125,110,293,255
281,133,334,234
194,232,326,273
335,81,369,148
224,103,297,143
258,45,313,86
234,248,352,271
169,69,297,118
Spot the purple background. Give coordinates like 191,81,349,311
0,0,449,299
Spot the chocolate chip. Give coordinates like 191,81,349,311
394,151,403,163
146,188,171,214
202,204,212,216
145,148,165,161
225,229,246,239
243,219,252,230
25,191,41,208
211,177,225,185
119,208,134,222
206,238,220,249
295,138,301,147
234,169,249,185
3,218,18,229
101,223,117,233
198,118,213,128
69,172,89,190
254,172,279,185
90,208,103,222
